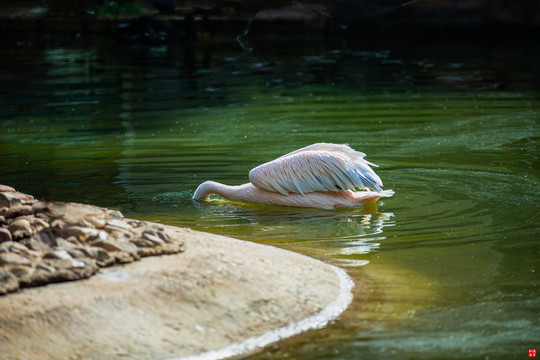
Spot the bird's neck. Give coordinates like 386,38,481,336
193,181,240,200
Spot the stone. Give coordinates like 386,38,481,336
0,267,19,295
31,201,49,214
88,239,122,252
46,258,86,270
85,216,106,229
50,219,66,229
49,227,80,243
30,218,50,232
47,202,105,226
64,236,81,246
35,261,57,273
67,248,85,259
0,193,22,208
142,232,165,246
5,264,34,279
78,246,114,264
130,238,155,248
35,212,52,222
107,210,124,220
26,259,97,285
0,186,188,293
113,252,135,264
33,231,55,247
44,249,73,261
0,252,30,266
0,185,16,193
127,219,145,227
106,218,132,230
22,236,51,252
0,228,12,243
107,229,133,242
70,226,100,242
113,241,139,257
8,218,33,239
5,205,34,218
0,241,35,258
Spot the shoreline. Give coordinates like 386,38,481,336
0,185,353,359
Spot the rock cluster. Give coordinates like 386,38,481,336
0,185,184,295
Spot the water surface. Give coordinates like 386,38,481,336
1,35,539,360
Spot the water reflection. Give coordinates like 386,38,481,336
1,35,539,360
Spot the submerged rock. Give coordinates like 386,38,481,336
0,185,185,295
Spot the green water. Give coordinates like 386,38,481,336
1,35,539,360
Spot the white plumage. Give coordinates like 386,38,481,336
249,143,383,195
193,142,393,209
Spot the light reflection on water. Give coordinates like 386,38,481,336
1,35,539,359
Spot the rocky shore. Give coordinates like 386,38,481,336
0,184,184,295
0,185,350,359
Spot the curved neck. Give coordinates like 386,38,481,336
193,181,238,200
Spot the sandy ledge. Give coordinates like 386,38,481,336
0,224,352,360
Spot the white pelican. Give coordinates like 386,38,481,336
193,143,394,210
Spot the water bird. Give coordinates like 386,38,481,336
193,143,394,210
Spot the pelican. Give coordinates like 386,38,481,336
193,143,394,210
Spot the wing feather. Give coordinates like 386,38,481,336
249,143,384,195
